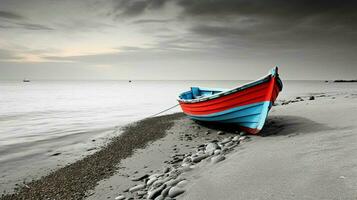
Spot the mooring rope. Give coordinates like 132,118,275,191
148,103,180,118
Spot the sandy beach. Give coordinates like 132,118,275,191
1,0,357,199
1,86,357,200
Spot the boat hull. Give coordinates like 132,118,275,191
178,68,282,134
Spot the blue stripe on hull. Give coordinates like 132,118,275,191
187,101,272,130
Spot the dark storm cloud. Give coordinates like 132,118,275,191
0,9,53,31
0,10,24,20
112,0,167,18
113,0,357,20
113,0,357,43
177,0,357,19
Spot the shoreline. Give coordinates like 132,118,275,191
2,90,357,200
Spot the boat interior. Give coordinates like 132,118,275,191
179,87,225,100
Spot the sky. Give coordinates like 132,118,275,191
0,0,356,80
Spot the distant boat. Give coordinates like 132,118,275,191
23,79,30,82
177,67,283,134
129,80,132,83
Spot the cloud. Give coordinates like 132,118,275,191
0,9,53,31
110,0,357,47
132,19,171,24
0,22,54,31
112,0,168,18
0,49,19,60
15,22,54,30
177,0,357,19
0,10,24,20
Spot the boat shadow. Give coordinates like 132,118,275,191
194,115,335,137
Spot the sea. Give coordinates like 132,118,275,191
0,80,355,192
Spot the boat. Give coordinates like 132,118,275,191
177,67,283,134
23,79,30,82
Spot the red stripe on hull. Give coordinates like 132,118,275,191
179,77,280,116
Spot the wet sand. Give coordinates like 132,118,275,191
1,113,183,200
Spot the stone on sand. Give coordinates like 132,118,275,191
131,174,149,181
224,141,234,147
154,195,165,200
214,149,221,155
205,143,219,155
239,131,246,136
232,136,240,142
165,178,185,187
217,131,225,135
168,186,185,198
176,180,188,188
147,177,157,186
114,195,125,200
163,166,170,173
161,186,171,197
220,137,232,144
239,136,247,141
137,190,146,196
129,184,146,193
211,155,225,164
191,154,208,163
147,184,166,199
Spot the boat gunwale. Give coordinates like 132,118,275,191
178,70,282,104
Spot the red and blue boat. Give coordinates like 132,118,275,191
177,67,282,134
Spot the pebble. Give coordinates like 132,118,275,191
239,131,246,136
213,149,221,155
181,165,192,172
220,137,231,144
129,184,146,193
163,167,170,174
181,162,190,167
168,187,185,198
182,157,191,163
131,174,149,181
217,131,225,135
154,195,164,200
211,155,225,164
147,177,158,186
205,143,219,155
239,136,247,141
232,136,240,142
114,195,125,200
224,141,234,147
191,154,208,163
165,178,185,187
161,186,171,197
149,174,161,179
147,184,166,199
227,143,238,150
137,191,146,196
176,180,188,188
152,179,165,188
